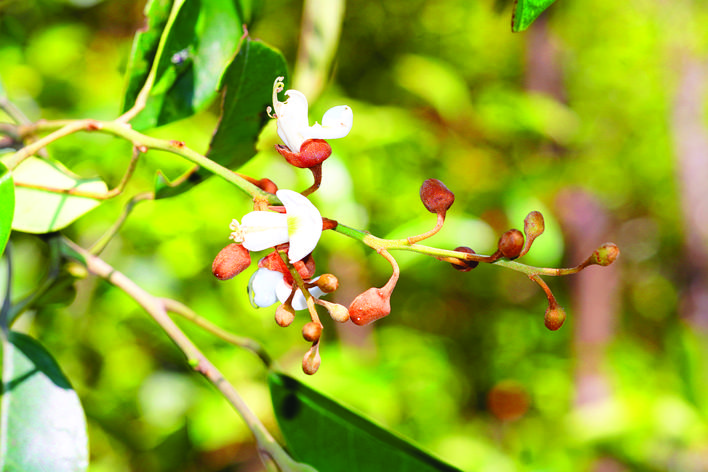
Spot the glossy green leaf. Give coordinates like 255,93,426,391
269,372,463,472
0,162,13,255
0,331,88,472
512,0,557,32
155,38,288,199
10,156,107,234
122,0,243,130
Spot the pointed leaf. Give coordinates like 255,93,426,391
122,0,243,130
0,331,88,472
269,372,462,472
155,39,288,199
512,0,557,32
0,162,13,255
10,157,107,234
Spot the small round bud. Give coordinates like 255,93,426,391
590,243,620,266
316,274,339,293
275,304,296,327
498,229,524,259
327,303,350,323
523,211,545,240
275,139,332,169
544,304,566,331
302,344,321,375
420,179,455,215
452,246,479,272
349,288,391,326
302,322,322,342
212,243,251,280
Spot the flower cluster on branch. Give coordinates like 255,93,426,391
212,78,620,375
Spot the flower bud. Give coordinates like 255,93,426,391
327,303,350,323
523,211,545,241
302,343,321,375
419,179,455,216
257,178,278,194
275,139,332,169
544,304,566,331
302,322,323,342
316,274,339,293
498,229,524,259
275,304,296,327
212,243,251,280
590,243,620,266
452,246,479,272
349,288,391,326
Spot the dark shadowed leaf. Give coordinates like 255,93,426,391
155,38,288,199
122,0,243,130
269,372,463,472
0,162,13,255
512,0,557,32
10,157,107,234
0,331,88,472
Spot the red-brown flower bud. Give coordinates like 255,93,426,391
349,288,391,326
544,304,566,331
498,229,524,259
275,139,332,169
452,246,479,272
212,244,251,280
256,178,278,194
316,274,339,293
302,322,323,342
524,211,545,240
419,179,455,215
589,243,620,266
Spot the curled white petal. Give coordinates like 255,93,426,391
248,268,283,308
302,105,353,141
277,189,323,262
235,211,289,252
271,77,352,151
273,79,310,152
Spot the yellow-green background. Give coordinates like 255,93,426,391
2,0,708,470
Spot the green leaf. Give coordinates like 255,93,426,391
155,38,288,199
120,0,174,116
269,372,463,472
0,162,13,255
122,0,243,130
512,0,557,32
10,156,107,234
0,331,88,472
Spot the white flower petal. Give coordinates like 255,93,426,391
302,105,353,141
276,90,310,152
248,268,283,308
276,189,323,262
239,211,289,252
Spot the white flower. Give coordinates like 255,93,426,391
229,189,322,263
269,76,353,152
248,268,325,311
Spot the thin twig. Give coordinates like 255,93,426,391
161,298,274,368
62,238,315,472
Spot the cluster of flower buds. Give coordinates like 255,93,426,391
211,76,621,374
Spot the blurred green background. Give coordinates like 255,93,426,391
2,0,708,470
